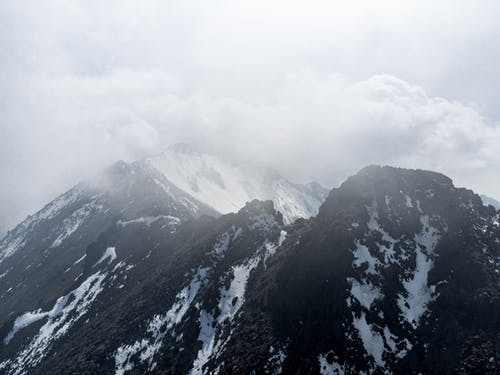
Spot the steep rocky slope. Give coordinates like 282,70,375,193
0,160,217,336
1,165,498,374
223,166,500,374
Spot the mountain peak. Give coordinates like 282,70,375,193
353,165,453,186
147,145,329,223
318,165,483,229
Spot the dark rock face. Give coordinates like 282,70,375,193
257,166,500,375
0,165,499,375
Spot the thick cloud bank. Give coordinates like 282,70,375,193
2,70,499,234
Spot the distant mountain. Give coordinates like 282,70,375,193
481,194,500,209
146,144,329,224
0,165,498,374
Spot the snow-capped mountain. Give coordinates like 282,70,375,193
0,165,498,374
146,144,329,224
481,194,500,209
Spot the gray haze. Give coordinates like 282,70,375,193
1,0,500,235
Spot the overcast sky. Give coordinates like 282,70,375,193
1,0,500,235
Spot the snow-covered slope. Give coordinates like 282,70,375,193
146,144,329,224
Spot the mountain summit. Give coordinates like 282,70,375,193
0,165,498,374
146,144,329,224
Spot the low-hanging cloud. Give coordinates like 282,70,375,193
1,0,500,234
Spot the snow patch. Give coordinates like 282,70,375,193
114,267,209,374
352,241,380,275
0,236,25,265
267,345,287,375
217,257,260,323
94,247,117,267
0,188,85,263
249,213,280,231
50,200,102,248
278,230,287,246
190,252,264,374
352,312,385,367
73,254,86,265
404,194,413,208
383,326,413,359
263,230,287,266
318,352,344,375
397,215,440,328
365,203,398,264
348,278,382,310
211,232,232,258
190,310,217,375
3,272,106,374
118,215,181,232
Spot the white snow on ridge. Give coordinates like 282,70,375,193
404,194,413,208
0,360,9,371
191,227,286,375
190,310,217,375
397,215,440,328
263,230,287,266
35,187,83,222
383,326,413,359
193,225,290,371
0,187,85,264
50,200,103,248
365,203,398,264
318,352,344,375
117,215,181,232
114,228,242,374
217,257,260,323
352,241,380,275
94,247,117,267
278,230,287,246
114,267,209,375
3,272,106,375
211,231,233,258
250,212,281,231
190,255,262,375
271,179,327,224
0,236,25,265
352,312,385,367
347,278,382,310
267,345,287,375
347,202,441,369
147,145,327,224
73,254,86,265
4,310,49,345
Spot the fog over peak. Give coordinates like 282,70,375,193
1,0,500,235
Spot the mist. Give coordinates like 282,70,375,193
1,0,500,235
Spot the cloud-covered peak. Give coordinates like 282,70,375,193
2,1,500,235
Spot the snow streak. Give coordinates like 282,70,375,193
3,272,106,375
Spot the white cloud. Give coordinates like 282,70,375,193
1,0,500,234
